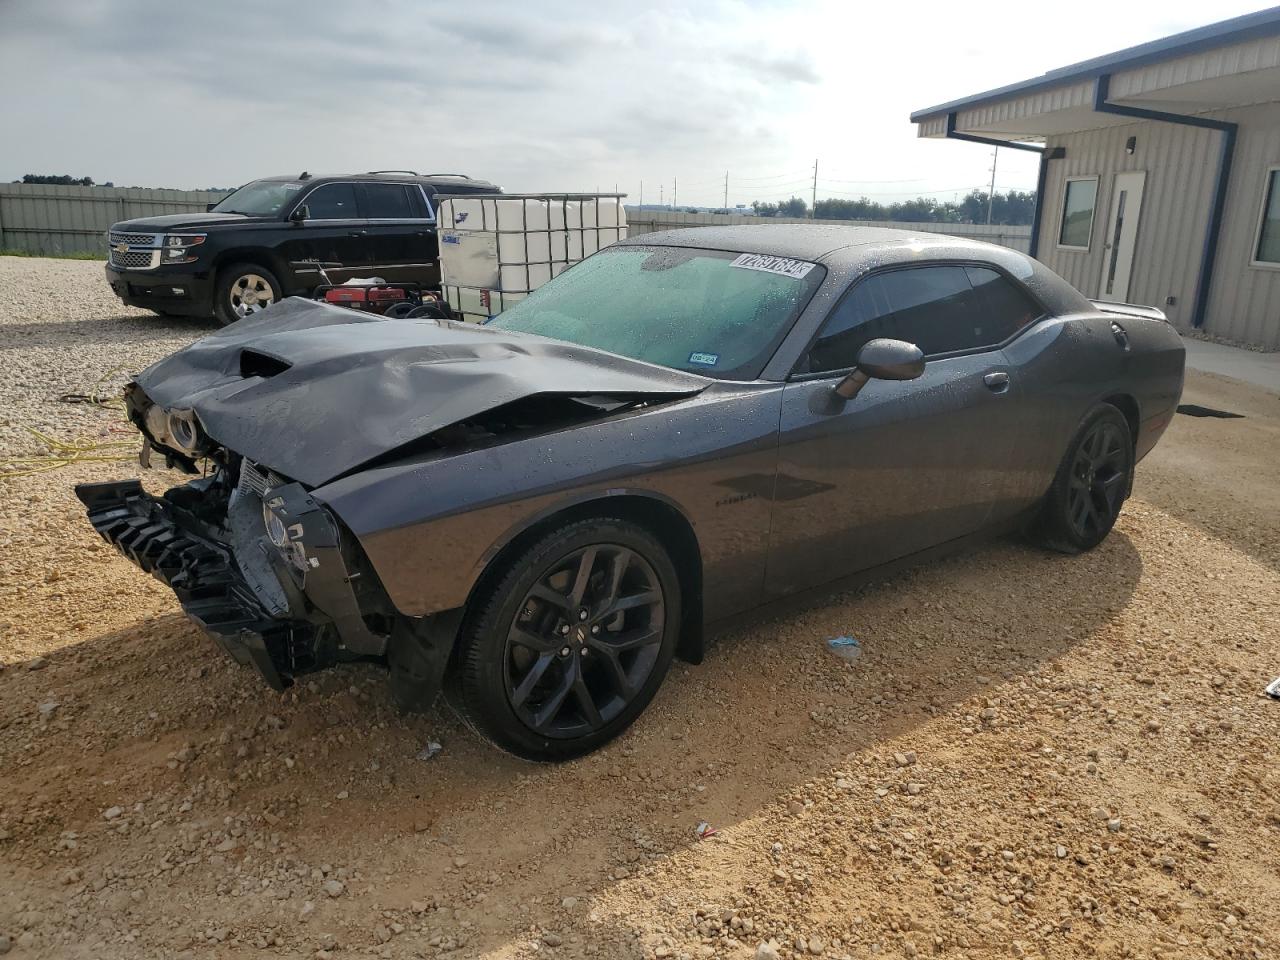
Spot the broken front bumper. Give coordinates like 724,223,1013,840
75,479,347,690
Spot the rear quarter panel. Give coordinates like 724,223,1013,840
1002,310,1184,505
314,383,785,621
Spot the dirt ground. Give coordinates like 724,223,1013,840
0,256,1277,960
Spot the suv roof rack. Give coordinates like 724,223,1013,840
422,173,473,180
367,169,420,176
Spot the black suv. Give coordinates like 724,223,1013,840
105,171,501,324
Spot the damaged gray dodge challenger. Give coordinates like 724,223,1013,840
77,225,1184,759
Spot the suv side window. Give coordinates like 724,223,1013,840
303,183,357,219
362,183,416,219
805,264,1037,373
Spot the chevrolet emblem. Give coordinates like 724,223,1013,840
114,243,128,253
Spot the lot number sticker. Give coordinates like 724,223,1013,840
730,253,816,280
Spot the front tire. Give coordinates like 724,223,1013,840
214,263,280,325
452,519,682,761
1031,403,1134,553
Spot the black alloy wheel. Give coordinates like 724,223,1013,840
1032,403,1134,553
452,519,681,760
1066,418,1128,540
505,544,664,739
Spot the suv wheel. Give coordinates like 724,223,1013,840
451,518,681,761
215,263,280,325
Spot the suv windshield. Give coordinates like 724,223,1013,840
211,180,305,217
487,245,824,379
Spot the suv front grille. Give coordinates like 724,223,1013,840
109,231,158,246
108,230,161,271
110,249,159,269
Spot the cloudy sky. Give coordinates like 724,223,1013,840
0,0,1271,207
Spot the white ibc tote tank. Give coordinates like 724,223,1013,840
437,193,627,323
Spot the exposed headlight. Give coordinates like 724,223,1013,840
262,495,309,571
166,409,208,455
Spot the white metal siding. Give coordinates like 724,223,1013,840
1037,119,1217,331
1036,101,1280,347
956,81,1095,132
1203,101,1280,346
1110,35,1280,100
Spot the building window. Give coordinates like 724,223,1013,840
1254,166,1280,265
1058,177,1098,250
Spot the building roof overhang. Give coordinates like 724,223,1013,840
912,7,1280,141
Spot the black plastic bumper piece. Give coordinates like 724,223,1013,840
75,479,302,690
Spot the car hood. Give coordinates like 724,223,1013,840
112,212,273,232
132,297,711,487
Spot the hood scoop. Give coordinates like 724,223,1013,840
239,350,292,379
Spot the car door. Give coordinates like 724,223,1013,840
764,263,1036,596
359,182,438,286
277,182,375,289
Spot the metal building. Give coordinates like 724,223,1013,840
911,8,1280,349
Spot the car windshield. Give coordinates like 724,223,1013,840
211,180,305,217
487,245,824,379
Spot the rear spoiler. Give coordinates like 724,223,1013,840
1089,299,1168,323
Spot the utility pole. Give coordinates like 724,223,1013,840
673,178,677,210
639,180,644,210
811,158,818,219
660,183,664,208
723,171,729,211
986,146,999,224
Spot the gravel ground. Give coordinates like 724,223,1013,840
0,256,213,459
0,256,1277,960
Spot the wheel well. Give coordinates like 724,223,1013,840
466,496,705,664
213,251,289,293
1102,394,1140,446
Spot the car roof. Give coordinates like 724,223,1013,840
619,223,956,261
255,172,501,190
617,223,1092,315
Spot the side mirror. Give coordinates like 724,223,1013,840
205,202,217,212
289,205,309,224
833,338,925,400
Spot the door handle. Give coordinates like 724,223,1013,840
348,230,368,237
983,371,1010,392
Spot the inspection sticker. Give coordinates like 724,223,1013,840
688,352,720,367
730,252,816,279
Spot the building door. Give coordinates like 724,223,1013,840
1097,171,1146,301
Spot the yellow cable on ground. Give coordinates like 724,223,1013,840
0,427,136,479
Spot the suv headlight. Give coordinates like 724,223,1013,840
162,233,206,262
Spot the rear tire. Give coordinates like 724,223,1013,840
450,518,681,761
214,263,280,325
1030,403,1134,554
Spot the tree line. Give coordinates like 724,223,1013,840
747,189,1036,225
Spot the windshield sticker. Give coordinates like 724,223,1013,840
688,352,719,367
730,253,816,280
